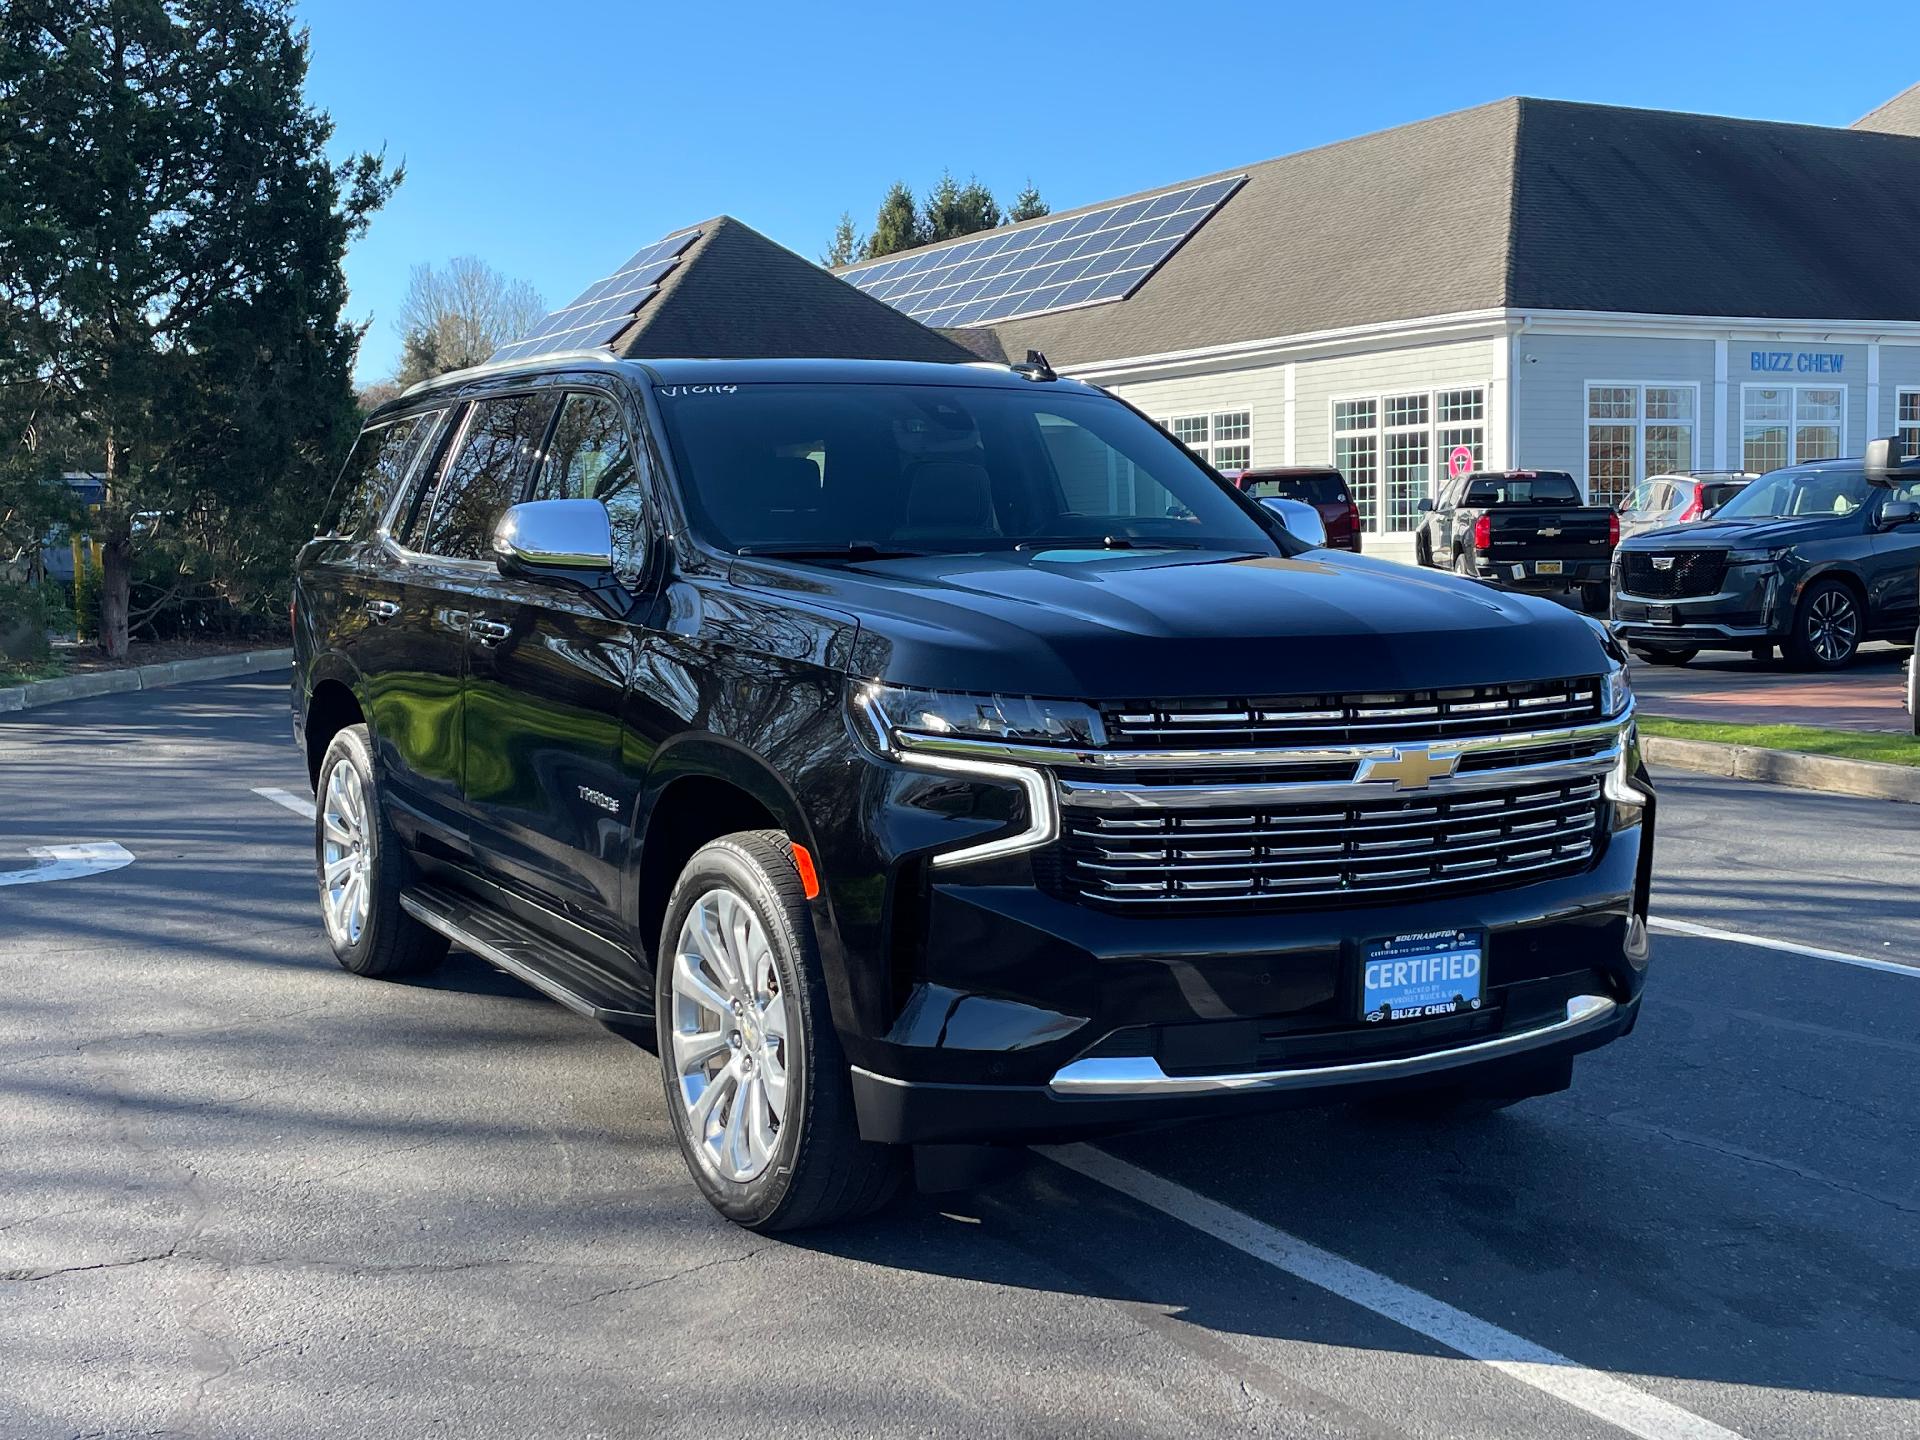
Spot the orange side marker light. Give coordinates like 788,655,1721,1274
790,841,820,899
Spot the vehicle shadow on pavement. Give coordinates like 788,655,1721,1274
785,1076,1920,1415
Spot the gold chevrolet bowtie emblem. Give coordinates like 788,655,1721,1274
1359,746,1460,790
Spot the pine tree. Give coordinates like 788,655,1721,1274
0,1,400,658
821,211,862,268
865,182,922,259
1010,182,1050,222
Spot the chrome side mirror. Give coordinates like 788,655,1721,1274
492,499,627,611
1260,496,1328,548
1881,499,1920,529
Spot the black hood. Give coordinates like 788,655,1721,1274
732,547,1613,699
1621,514,1858,551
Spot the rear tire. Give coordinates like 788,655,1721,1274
1629,645,1698,666
1783,579,1862,670
656,829,905,1232
314,724,448,979
1453,551,1475,578
1578,582,1609,614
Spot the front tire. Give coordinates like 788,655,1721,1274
1784,579,1861,670
314,724,447,979
656,830,905,1232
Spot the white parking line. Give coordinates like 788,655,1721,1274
0,841,136,888
1040,1143,1746,1440
1650,915,1916,980
252,786,316,821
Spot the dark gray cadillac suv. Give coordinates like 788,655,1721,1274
1611,445,1920,668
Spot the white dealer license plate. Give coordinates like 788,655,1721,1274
1361,929,1486,1024
1535,560,1563,575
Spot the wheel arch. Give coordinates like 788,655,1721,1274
632,735,833,976
302,661,369,788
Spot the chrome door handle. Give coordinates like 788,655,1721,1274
471,618,513,646
364,599,400,623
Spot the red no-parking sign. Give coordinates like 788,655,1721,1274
1447,445,1475,479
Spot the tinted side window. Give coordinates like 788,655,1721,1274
323,413,435,537
533,393,650,575
420,394,555,560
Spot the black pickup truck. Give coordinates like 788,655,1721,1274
1415,470,1619,612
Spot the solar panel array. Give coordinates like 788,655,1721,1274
489,229,703,363
839,176,1244,330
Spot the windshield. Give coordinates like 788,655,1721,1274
653,382,1279,556
1711,465,1870,521
1464,474,1579,506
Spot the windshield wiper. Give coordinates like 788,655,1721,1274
734,541,932,561
1011,535,1216,551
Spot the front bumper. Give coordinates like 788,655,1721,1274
1610,564,1783,646
836,773,1652,1144
853,989,1639,1144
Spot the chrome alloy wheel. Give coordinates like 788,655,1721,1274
320,761,372,948
1807,588,1859,664
670,887,791,1184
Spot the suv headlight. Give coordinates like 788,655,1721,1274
1726,547,1787,565
852,683,1077,868
1602,661,1633,719
855,684,1107,749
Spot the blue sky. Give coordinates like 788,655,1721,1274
300,0,1911,384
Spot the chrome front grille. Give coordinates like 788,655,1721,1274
1104,678,1601,748
1066,778,1603,909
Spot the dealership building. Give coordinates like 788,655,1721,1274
840,90,1920,560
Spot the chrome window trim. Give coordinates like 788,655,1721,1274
1048,995,1617,1096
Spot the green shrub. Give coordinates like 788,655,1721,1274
0,579,55,663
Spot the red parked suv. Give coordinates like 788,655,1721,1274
1232,467,1362,551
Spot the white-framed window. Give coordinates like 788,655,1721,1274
1331,388,1486,532
1584,383,1696,507
1898,389,1920,460
1164,410,1253,472
1741,384,1844,473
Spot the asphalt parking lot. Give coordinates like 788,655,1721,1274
1628,642,1911,732
3,676,1917,1440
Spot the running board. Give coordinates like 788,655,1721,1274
399,884,652,1027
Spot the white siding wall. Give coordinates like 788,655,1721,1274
1290,337,1503,472
1511,334,1718,491
1101,366,1289,470
1877,341,1920,436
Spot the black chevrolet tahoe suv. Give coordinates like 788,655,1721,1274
291,355,1653,1231
1611,446,1920,669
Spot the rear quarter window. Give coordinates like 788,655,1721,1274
321,413,437,538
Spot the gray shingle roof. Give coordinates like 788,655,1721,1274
1855,82,1920,137
612,216,974,364
928,98,1920,368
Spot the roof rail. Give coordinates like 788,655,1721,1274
398,347,622,398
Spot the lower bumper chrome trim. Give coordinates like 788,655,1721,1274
1047,994,1618,1096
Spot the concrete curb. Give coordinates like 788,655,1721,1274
0,648,292,714
1643,733,1920,805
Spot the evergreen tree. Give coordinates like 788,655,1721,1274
821,211,862,268
0,1,400,657
865,182,922,259
1010,182,1050,222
